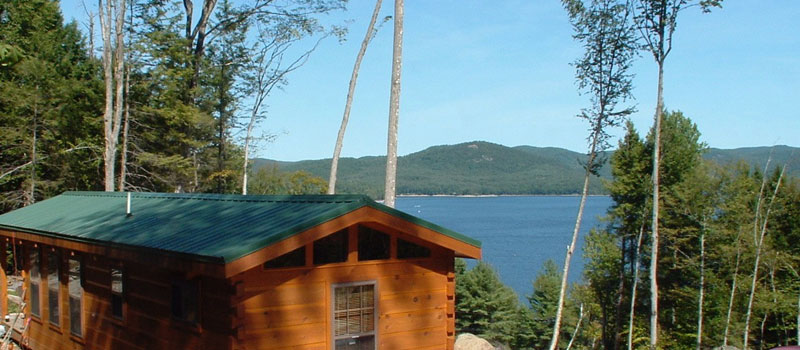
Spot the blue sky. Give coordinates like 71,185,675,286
62,1,800,161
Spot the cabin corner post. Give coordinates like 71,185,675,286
446,251,456,350
0,239,7,318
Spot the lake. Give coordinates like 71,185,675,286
395,195,613,301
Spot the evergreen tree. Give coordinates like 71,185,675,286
455,261,520,347
0,0,102,212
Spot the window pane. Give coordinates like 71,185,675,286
264,246,305,269
358,227,389,261
171,280,199,324
48,252,60,325
111,269,123,294
335,335,375,350
313,229,348,265
333,283,375,350
29,249,40,317
111,268,124,319
397,239,431,259
68,258,82,337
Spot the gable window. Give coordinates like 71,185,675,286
29,248,41,318
333,282,376,350
314,229,348,265
397,238,431,259
68,257,82,337
171,279,199,324
264,246,306,269
111,268,124,319
48,251,60,326
358,226,390,261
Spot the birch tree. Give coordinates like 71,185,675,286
98,0,126,191
383,0,404,208
328,0,387,194
552,1,636,349
241,16,333,194
743,164,786,348
630,1,722,347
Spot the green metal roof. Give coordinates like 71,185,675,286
0,191,480,264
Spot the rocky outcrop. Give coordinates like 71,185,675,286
455,333,496,350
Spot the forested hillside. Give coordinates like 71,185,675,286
253,142,798,198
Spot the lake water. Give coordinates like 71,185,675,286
395,195,613,301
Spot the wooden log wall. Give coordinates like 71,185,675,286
230,224,457,350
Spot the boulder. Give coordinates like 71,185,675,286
455,333,496,350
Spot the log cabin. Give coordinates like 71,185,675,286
0,191,481,350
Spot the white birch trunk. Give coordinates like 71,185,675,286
743,164,786,349
566,303,585,350
383,0,403,208
329,0,383,194
696,226,706,350
649,58,665,350
548,135,599,350
100,0,125,192
723,229,743,347
628,222,645,350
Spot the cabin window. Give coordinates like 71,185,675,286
397,239,431,259
111,268,124,319
264,246,306,269
68,257,82,337
333,282,376,350
29,248,41,318
171,279,199,324
358,226,390,261
48,251,60,326
314,229,348,265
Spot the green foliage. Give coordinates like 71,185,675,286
0,0,103,212
525,259,563,349
455,261,521,347
247,165,327,195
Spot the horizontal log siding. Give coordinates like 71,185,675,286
7,240,234,350
232,251,454,350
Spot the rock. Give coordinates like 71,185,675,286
455,333,496,350
712,346,740,350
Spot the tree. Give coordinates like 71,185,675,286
98,0,126,191
553,1,637,349
455,261,521,346
328,0,388,194
383,0,403,208
629,1,723,347
240,11,334,194
0,0,103,211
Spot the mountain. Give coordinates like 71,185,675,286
252,141,798,198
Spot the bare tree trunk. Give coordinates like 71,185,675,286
383,0,403,208
99,0,126,192
328,0,383,194
649,58,665,350
100,0,115,191
628,221,645,350
118,92,129,191
549,136,599,350
614,233,628,350
723,229,744,347
696,224,706,350
27,110,38,206
566,303,586,350
744,164,786,349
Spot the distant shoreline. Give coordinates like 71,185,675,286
397,194,610,198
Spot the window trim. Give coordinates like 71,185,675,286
47,250,61,327
331,280,378,350
171,278,201,326
68,256,83,338
29,246,41,319
110,266,125,321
